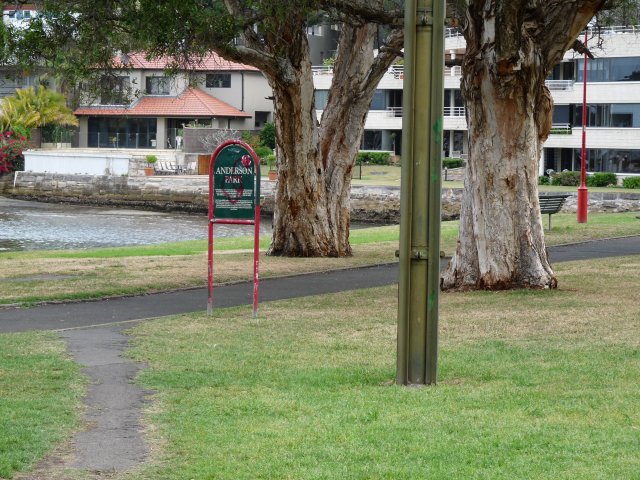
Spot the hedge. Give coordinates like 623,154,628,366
622,176,640,189
357,151,391,165
551,171,581,186
442,158,465,169
586,172,617,187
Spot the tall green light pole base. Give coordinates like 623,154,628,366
396,0,445,386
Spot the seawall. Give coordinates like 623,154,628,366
2,172,640,222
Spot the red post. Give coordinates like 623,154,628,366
577,28,589,223
207,140,261,317
253,204,261,318
207,149,216,315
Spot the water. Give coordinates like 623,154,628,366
0,196,271,252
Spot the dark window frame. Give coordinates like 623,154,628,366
206,73,231,88
145,76,170,95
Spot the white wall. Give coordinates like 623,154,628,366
24,151,131,175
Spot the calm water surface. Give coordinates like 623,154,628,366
0,196,271,251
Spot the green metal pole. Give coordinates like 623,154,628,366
397,0,445,386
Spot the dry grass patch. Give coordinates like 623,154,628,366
0,243,398,305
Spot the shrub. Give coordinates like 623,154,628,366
0,130,30,174
586,172,617,187
442,158,465,169
145,154,157,165
357,151,391,165
241,131,261,149
254,145,273,160
259,122,276,149
622,176,640,189
538,175,550,185
551,171,581,186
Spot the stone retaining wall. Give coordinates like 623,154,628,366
3,172,640,222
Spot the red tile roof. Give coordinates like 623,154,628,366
74,87,251,118
118,53,259,72
3,4,37,11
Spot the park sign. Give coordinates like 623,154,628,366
212,142,261,220
208,140,262,317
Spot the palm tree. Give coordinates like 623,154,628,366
0,86,78,132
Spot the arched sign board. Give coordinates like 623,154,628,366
208,140,261,317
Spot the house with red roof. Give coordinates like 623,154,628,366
73,53,274,150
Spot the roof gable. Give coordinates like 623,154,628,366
74,87,252,118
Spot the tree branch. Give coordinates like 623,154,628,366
319,0,404,27
539,0,608,70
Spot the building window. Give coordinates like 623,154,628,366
362,130,382,151
306,25,323,36
577,57,640,82
574,103,640,128
145,77,170,95
100,76,130,105
206,73,231,88
255,111,271,128
88,117,157,149
569,148,640,174
370,90,386,110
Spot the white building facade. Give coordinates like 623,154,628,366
312,26,640,176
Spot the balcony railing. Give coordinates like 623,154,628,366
386,107,403,117
545,80,575,91
444,106,466,117
312,64,461,79
584,24,640,35
550,123,572,135
445,27,463,38
326,106,466,119
312,66,334,75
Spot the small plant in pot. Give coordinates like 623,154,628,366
266,154,278,181
144,154,157,176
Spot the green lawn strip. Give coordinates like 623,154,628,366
126,257,640,479
1,213,638,307
0,332,84,479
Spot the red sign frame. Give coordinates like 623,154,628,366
207,140,261,317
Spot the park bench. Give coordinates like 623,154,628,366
539,194,570,231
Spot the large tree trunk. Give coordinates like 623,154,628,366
442,7,556,290
266,47,336,256
267,22,402,257
442,1,607,290
441,73,557,289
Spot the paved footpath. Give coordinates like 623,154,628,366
1,236,640,333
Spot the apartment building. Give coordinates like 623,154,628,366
313,25,640,177
543,26,640,177
312,28,467,158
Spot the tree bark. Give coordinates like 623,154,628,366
266,21,403,257
442,1,606,290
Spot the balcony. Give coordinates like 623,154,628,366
312,64,461,81
549,123,572,135
545,80,575,91
444,106,465,117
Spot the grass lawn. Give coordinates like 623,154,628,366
123,255,640,479
0,332,84,479
1,212,639,306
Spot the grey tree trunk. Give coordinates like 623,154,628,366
442,0,607,289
